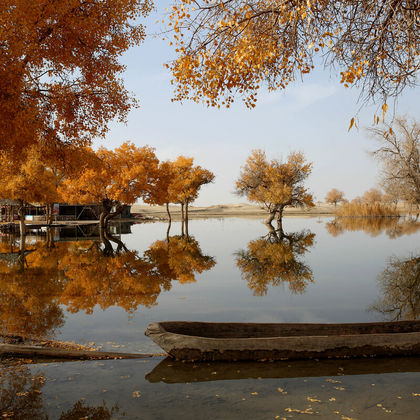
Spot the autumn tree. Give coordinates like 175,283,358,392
325,189,345,207
168,0,419,109
369,117,420,206
0,145,57,236
0,0,152,157
166,156,215,229
236,227,315,296
236,150,314,230
362,188,383,204
60,142,159,228
143,160,177,223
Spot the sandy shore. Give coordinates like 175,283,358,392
131,203,335,220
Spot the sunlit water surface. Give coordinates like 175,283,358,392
1,216,419,419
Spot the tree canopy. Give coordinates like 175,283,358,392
236,150,314,226
60,142,159,227
168,0,419,109
325,188,345,207
0,0,152,156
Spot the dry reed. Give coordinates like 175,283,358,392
335,202,399,217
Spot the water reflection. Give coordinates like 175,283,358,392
326,216,420,238
370,254,420,321
0,241,66,339
146,357,420,384
235,226,315,295
0,226,216,339
0,364,118,419
145,235,216,284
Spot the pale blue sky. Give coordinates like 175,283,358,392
97,3,419,206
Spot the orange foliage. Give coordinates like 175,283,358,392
60,142,159,226
0,0,152,155
0,145,58,206
168,1,418,108
325,189,345,207
236,150,314,223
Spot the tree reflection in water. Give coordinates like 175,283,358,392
235,226,315,296
145,235,216,284
326,216,420,239
0,365,117,419
61,230,215,313
370,254,420,321
0,227,215,338
0,240,67,339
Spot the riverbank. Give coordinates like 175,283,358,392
131,203,335,220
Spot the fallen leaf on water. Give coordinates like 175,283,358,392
285,407,314,415
334,386,345,391
132,391,141,398
329,397,336,402
412,393,420,397
307,396,321,403
251,392,258,395
327,379,342,384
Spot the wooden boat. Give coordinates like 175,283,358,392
145,320,420,362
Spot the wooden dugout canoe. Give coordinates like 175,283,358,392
145,321,420,362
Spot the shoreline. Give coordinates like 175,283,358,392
131,203,335,220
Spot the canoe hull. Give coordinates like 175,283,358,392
145,321,420,362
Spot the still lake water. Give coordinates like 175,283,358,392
1,216,419,419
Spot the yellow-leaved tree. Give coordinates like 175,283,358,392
168,0,418,110
0,145,58,236
0,0,152,157
236,150,314,230
60,142,159,228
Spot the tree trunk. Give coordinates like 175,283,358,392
181,203,185,222
99,199,113,229
99,225,113,256
276,207,284,236
104,230,128,254
17,200,26,238
46,228,55,248
104,203,127,227
265,211,276,226
46,203,54,225
166,202,172,224
181,202,185,236
185,200,189,237
166,222,171,242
